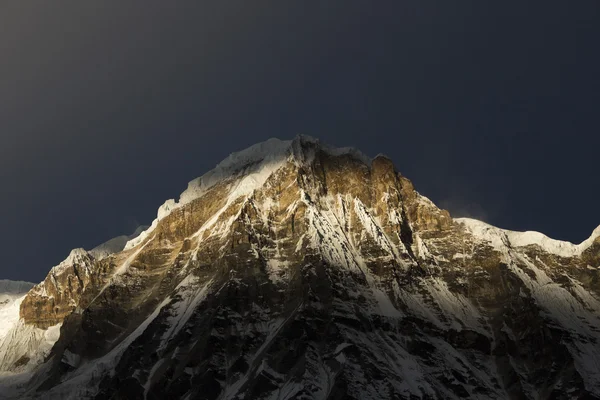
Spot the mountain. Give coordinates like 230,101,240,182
1,136,599,399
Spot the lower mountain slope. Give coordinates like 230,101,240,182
1,137,599,400
0,280,35,339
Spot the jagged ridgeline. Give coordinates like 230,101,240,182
1,136,599,399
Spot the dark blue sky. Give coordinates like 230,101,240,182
1,2,599,282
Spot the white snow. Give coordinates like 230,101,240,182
124,219,159,251
507,254,600,392
372,287,403,317
160,276,213,346
40,297,172,400
89,237,129,260
455,218,600,390
303,194,362,273
61,350,80,368
89,226,148,260
510,254,600,337
0,282,34,342
301,193,409,318
219,302,304,400
0,319,62,373
49,248,91,275
325,144,371,166
91,235,156,304
0,296,26,341
414,234,432,260
265,260,291,283
421,278,487,335
180,138,292,206
125,136,372,251
457,218,600,257
353,198,402,260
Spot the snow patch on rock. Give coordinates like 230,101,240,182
457,218,600,257
125,136,371,251
0,320,62,373
0,281,34,339
89,226,148,260
0,296,26,341
41,298,172,400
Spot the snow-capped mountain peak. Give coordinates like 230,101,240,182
125,136,369,251
1,137,599,399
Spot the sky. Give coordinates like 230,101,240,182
1,2,599,282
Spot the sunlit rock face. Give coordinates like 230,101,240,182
2,136,600,399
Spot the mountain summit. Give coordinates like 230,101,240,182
1,136,599,399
